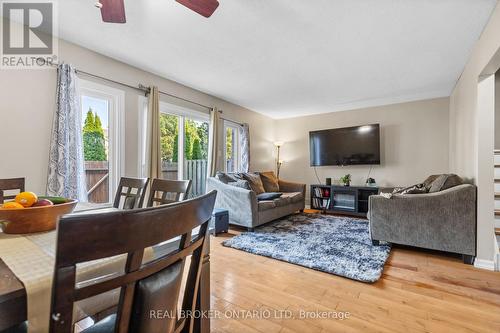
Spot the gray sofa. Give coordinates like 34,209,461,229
369,182,476,264
206,173,306,230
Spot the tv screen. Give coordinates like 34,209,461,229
309,124,380,166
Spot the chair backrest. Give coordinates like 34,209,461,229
50,190,217,333
113,177,149,209
0,178,25,204
146,179,192,207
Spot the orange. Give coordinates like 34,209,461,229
15,192,38,207
1,202,24,209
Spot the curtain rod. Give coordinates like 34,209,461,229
49,61,245,126
221,115,244,127
138,84,212,110
47,61,213,111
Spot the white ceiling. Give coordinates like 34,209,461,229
55,0,497,119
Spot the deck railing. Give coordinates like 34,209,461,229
161,160,208,198
85,160,208,203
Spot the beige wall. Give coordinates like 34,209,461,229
449,3,500,179
449,3,500,266
0,38,275,195
496,72,500,149
275,98,450,200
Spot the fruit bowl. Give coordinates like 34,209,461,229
0,199,78,234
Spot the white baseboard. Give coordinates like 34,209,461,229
474,258,496,271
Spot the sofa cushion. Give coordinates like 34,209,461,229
258,200,276,211
215,172,237,184
227,179,250,190
257,192,282,201
281,192,304,204
273,195,291,207
429,174,463,193
259,171,280,192
242,173,266,194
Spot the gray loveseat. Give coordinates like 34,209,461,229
369,175,476,264
206,172,306,230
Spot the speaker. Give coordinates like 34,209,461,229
325,178,332,185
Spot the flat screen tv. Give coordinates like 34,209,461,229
309,124,380,166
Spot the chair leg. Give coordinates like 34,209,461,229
462,254,474,265
371,239,380,246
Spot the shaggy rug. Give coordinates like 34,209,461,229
222,213,391,283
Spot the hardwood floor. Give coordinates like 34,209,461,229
210,229,500,333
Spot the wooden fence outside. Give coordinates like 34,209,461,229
85,161,109,203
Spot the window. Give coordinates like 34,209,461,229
158,103,209,198
79,80,124,205
224,122,241,172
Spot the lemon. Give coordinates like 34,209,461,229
15,192,38,208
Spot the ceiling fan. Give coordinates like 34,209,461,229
96,0,220,23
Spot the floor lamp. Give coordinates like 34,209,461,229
274,141,283,178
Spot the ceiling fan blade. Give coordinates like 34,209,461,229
99,0,126,23
175,0,220,18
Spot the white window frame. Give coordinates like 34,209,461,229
224,121,241,173
79,79,125,205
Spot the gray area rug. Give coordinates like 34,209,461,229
222,213,391,283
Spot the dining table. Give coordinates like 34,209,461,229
0,204,211,333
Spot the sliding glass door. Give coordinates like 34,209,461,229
159,104,209,198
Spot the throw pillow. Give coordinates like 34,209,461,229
227,179,251,190
429,174,463,193
259,171,280,192
393,184,428,195
216,172,236,184
422,175,440,191
242,172,266,194
256,192,283,201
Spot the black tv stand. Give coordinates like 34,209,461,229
310,184,379,217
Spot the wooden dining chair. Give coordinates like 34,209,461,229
146,179,192,207
0,178,25,204
48,190,216,333
113,177,149,209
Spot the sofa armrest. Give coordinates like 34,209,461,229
369,184,476,255
279,179,306,195
206,177,258,227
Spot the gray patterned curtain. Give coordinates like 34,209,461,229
239,123,250,172
46,64,87,201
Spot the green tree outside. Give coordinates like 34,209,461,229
83,108,107,161
226,127,233,161
83,110,95,133
158,114,234,164
160,113,178,162
172,134,179,163
192,138,202,160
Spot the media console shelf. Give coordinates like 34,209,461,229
310,184,379,217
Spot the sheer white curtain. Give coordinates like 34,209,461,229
46,64,87,201
239,123,250,172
